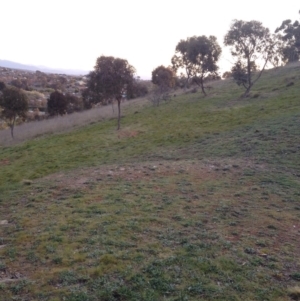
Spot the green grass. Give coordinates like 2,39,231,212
0,63,299,300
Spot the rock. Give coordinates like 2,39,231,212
0,220,8,225
22,179,32,185
13,272,21,279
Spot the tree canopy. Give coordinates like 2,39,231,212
47,91,69,116
85,56,135,130
275,11,300,62
126,78,148,99
151,66,175,106
0,81,6,91
224,20,280,96
0,87,28,138
152,65,175,89
171,39,194,89
172,36,222,95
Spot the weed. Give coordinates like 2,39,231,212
52,257,63,264
5,247,17,260
291,273,300,281
9,280,30,294
45,245,56,253
0,261,6,271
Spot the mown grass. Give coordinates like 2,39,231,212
0,63,299,300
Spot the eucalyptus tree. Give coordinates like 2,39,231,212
171,39,194,89
85,56,135,130
47,91,69,116
172,35,222,96
275,11,300,63
0,87,28,138
224,20,280,96
151,65,175,106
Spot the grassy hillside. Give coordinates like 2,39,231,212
0,63,299,300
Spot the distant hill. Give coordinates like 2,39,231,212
0,59,89,75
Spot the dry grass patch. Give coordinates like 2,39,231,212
0,96,149,146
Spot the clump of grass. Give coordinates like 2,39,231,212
291,273,300,281
22,179,32,185
288,286,300,300
0,261,6,271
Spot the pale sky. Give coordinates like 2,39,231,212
1,0,299,78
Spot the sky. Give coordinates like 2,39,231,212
1,0,299,78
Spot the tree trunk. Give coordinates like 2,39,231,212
194,76,207,96
199,76,207,96
10,116,16,138
200,81,207,96
184,78,188,91
117,99,121,130
111,101,114,114
243,84,252,97
247,56,252,93
10,125,14,139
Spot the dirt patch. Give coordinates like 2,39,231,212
0,271,25,283
0,159,9,165
36,158,257,192
117,130,140,139
0,278,23,283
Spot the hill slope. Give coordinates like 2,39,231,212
0,63,299,300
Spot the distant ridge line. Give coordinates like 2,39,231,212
0,59,88,76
